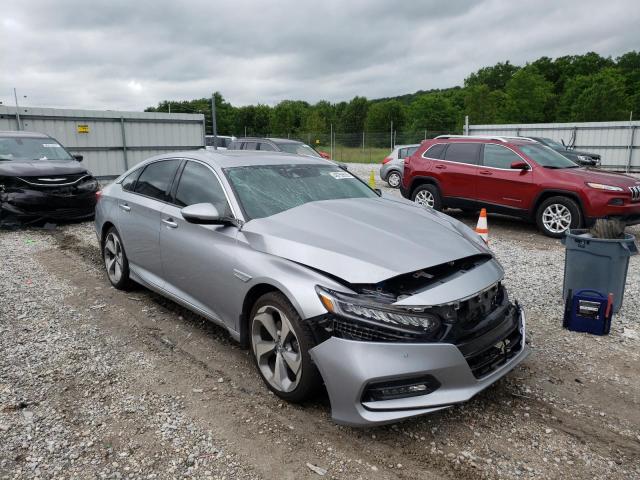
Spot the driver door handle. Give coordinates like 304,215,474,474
435,164,447,169
118,203,131,212
479,170,492,176
162,218,178,229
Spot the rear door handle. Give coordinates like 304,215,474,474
435,164,447,169
119,203,131,212
162,218,178,229
479,170,492,176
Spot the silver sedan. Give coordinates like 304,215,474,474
95,150,529,426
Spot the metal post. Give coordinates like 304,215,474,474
211,94,218,150
13,88,22,130
390,121,393,150
464,115,469,136
120,117,129,170
202,117,206,147
330,123,333,160
424,130,427,140
244,126,247,137
362,131,365,151
168,103,171,114
625,125,636,173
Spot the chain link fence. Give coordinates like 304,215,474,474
246,130,453,163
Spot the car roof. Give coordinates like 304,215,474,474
432,136,536,146
234,137,303,145
394,144,420,149
141,149,329,169
0,130,50,139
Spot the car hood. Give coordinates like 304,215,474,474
563,148,600,158
0,159,89,177
241,197,492,285
554,167,640,187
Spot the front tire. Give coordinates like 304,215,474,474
102,227,132,289
249,292,321,403
386,171,401,188
536,196,582,238
412,184,442,211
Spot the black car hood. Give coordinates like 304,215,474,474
553,147,600,159
0,159,89,177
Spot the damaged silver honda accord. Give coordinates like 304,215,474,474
95,150,529,426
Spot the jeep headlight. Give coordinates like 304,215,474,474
316,286,441,335
586,182,623,192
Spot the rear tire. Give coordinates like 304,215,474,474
386,171,401,188
536,196,582,238
249,292,322,403
412,184,442,211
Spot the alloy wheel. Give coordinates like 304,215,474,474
542,203,572,234
414,190,435,208
104,232,124,284
388,172,401,188
251,305,302,393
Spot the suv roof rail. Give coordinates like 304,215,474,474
434,135,537,143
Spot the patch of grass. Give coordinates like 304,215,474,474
323,146,390,164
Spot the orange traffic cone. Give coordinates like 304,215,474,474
476,208,488,243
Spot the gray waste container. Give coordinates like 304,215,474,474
562,229,638,313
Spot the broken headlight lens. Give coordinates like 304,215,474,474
316,286,440,335
76,178,99,192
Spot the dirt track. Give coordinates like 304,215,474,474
1,215,639,479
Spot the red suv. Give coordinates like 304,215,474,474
401,136,640,237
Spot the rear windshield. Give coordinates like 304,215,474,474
518,144,578,169
225,164,377,220
0,137,73,161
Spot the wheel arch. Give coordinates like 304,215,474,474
100,221,117,249
239,283,286,348
408,175,442,198
531,190,585,221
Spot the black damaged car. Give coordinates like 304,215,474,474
0,130,99,226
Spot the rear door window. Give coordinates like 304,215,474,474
121,168,142,192
423,143,446,160
243,142,258,150
258,142,276,151
443,143,481,165
483,144,524,169
133,159,181,202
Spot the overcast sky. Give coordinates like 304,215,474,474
1,0,638,111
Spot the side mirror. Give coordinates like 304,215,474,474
510,161,529,170
73,154,83,162
181,203,229,225
374,188,382,196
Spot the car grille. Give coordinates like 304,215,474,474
630,186,640,202
463,323,523,379
16,173,89,186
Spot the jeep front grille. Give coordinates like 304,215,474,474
630,186,640,202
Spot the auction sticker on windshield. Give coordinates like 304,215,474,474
329,171,352,179
43,144,62,148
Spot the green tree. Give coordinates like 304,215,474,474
408,93,459,133
269,100,309,135
464,85,507,124
339,96,368,133
365,100,406,133
559,69,630,121
464,61,520,90
502,68,554,123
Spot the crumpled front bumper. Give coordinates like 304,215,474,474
310,310,529,426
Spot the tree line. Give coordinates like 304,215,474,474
146,51,639,142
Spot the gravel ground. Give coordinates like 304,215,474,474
1,164,639,479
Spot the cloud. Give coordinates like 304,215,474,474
1,0,638,110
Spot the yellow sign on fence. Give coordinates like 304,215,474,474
77,124,89,133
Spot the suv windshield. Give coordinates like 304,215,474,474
518,144,578,169
275,142,321,157
0,137,73,161
225,164,377,220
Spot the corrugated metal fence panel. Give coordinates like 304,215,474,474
468,121,640,171
0,106,205,177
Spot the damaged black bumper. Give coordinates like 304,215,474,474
0,177,98,226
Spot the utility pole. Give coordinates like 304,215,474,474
211,93,218,150
168,102,171,114
13,88,22,131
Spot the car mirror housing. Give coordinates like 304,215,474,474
510,161,529,170
73,154,83,162
181,203,229,225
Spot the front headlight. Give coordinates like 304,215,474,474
76,178,99,192
316,286,441,335
586,182,623,192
